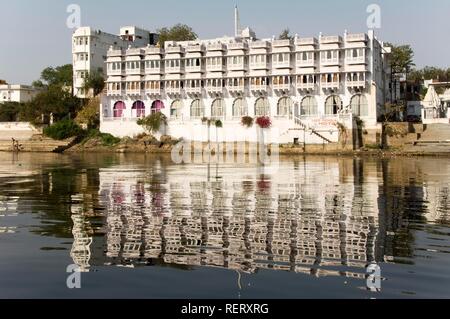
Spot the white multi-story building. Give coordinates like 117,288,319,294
100,18,391,145
72,26,158,98
0,84,40,104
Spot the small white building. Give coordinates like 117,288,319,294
72,26,158,98
0,84,40,104
421,84,450,124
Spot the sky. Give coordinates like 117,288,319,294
1,0,449,84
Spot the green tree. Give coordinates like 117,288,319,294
75,96,100,129
35,64,73,88
278,28,293,40
137,112,167,134
0,102,23,122
157,24,198,46
83,70,105,97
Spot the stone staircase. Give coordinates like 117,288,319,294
0,135,78,153
404,124,450,153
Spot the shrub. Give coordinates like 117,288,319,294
137,112,167,133
84,129,121,146
43,120,83,140
255,116,272,129
241,116,254,128
75,96,100,129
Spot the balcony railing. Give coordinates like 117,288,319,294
145,67,163,74
165,46,183,53
185,66,203,73
346,33,368,42
108,69,124,76
206,86,223,94
185,87,202,95
228,42,247,50
321,81,340,89
126,89,143,96
345,56,366,64
165,66,183,73
228,63,247,71
321,58,340,66
145,88,162,96
145,47,164,55
320,36,342,44
346,80,366,88
125,68,144,75
297,83,317,90
273,83,291,91
107,49,123,57
186,44,204,52
272,39,291,47
249,62,269,70
126,48,143,56
272,61,291,68
107,89,123,96
296,37,318,45
250,84,268,92
207,43,225,51
250,41,269,49
297,59,315,67
166,87,183,96
227,85,245,93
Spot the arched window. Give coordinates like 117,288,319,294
211,99,225,118
171,100,183,119
132,101,145,118
277,97,292,117
232,98,247,118
113,101,126,118
300,96,318,116
151,100,165,114
325,95,342,115
190,99,204,118
350,95,368,116
255,97,270,116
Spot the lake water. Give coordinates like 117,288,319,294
0,152,449,299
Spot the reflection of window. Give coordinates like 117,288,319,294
325,95,342,115
190,99,203,118
211,99,225,118
232,98,247,117
255,98,270,116
350,95,368,116
277,97,292,116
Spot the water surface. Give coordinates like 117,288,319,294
0,153,449,299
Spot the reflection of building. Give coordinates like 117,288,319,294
96,159,382,280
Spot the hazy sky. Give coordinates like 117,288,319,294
1,0,449,84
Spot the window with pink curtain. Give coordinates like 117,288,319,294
113,101,126,118
132,101,145,118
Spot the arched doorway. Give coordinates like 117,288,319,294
325,95,342,115
190,99,204,118
151,100,165,114
277,97,292,117
170,100,183,119
300,96,318,116
132,101,145,118
232,98,247,118
113,101,126,118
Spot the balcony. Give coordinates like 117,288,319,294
145,88,162,98
145,47,164,55
185,65,203,73
228,63,247,71
108,69,124,76
321,81,340,90
297,59,316,67
166,87,183,97
250,41,269,49
185,86,203,97
345,56,366,64
125,68,144,76
126,89,143,97
297,82,318,91
206,85,224,96
107,49,123,57
346,80,366,88
186,44,204,52
273,61,291,69
296,37,318,46
165,65,183,74
320,36,343,44
272,83,291,93
107,89,123,97
320,58,340,66
250,84,268,94
228,42,247,50
166,46,183,54
145,66,163,74
126,48,143,56
346,33,368,42
272,39,291,47
227,84,245,95
207,43,225,51
249,62,269,70
206,64,225,72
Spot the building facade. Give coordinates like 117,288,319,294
0,84,40,104
72,26,158,98
100,28,392,144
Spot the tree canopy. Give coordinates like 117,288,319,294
32,64,73,89
83,70,105,97
409,66,450,83
387,43,415,76
278,28,294,41
157,24,198,46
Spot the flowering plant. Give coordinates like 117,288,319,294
256,116,272,129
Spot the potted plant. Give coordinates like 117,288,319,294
256,116,272,129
